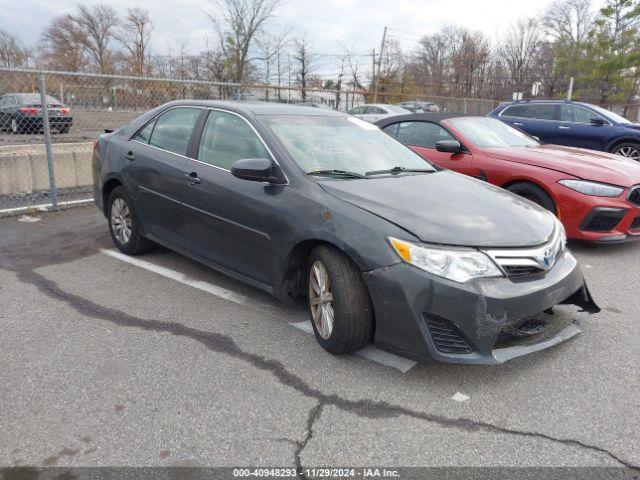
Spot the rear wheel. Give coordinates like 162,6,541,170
506,182,557,215
307,246,373,354
10,119,20,134
58,125,71,134
611,142,640,162
107,186,153,255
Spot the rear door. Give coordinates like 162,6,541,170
181,109,287,287
557,104,611,150
499,104,559,143
124,106,202,248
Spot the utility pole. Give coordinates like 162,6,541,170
567,77,574,101
372,26,387,103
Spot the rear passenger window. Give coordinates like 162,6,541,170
382,124,400,137
198,111,271,170
395,121,456,148
502,104,557,120
148,108,201,156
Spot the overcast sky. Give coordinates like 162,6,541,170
1,0,606,73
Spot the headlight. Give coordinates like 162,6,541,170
389,238,503,283
558,179,623,197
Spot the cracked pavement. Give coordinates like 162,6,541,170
0,206,639,471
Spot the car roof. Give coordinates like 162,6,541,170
160,99,345,117
504,99,592,107
373,112,474,127
3,93,61,102
356,103,397,108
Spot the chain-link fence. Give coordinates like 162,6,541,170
0,67,501,212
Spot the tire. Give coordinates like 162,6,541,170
611,142,640,162
506,182,557,215
58,125,71,134
107,186,153,255
307,245,373,354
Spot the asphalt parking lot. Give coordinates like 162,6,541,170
1,206,639,473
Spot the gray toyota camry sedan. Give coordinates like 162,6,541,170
92,101,599,365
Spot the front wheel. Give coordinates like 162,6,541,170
307,246,373,354
107,186,153,255
506,182,557,215
611,142,640,161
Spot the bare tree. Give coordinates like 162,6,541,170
499,18,541,93
256,26,292,99
293,34,316,101
74,4,120,73
40,15,87,71
543,0,592,75
0,30,30,68
116,7,153,77
205,0,282,83
413,31,450,95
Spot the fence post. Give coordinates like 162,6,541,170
38,73,57,209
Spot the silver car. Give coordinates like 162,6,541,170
347,104,409,123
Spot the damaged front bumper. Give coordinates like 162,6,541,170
363,250,599,365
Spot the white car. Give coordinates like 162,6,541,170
347,104,409,123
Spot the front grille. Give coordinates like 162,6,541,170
628,187,640,207
583,214,622,232
483,225,564,279
502,265,544,278
424,315,472,354
494,314,575,349
631,217,640,231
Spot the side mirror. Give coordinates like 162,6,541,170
435,140,464,153
590,118,606,126
231,158,286,184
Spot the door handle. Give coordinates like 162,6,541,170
124,151,135,161
559,125,570,130
513,122,523,127
184,172,201,185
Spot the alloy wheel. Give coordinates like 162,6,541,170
615,145,640,161
309,260,335,339
11,119,18,134
110,198,132,245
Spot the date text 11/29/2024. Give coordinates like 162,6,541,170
233,468,400,477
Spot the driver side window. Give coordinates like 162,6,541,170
198,110,271,170
395,121,456,148
560,105,606,124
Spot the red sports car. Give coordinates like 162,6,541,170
375,114,640,243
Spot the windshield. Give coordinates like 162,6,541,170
447,117,540,148
262,115,434,177
588,104,632,124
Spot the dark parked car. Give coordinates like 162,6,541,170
489,99,640,160
396,101,441,113
93,101,598,365
0,93,73,134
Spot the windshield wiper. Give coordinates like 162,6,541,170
365,166,433,176
308,169,365,179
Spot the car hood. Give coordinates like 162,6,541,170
319,171,555,248
483,144,640,187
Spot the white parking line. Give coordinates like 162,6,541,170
101,249,253,306
101,248,417,373
289,321,417,373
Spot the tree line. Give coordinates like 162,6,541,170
0,0,638,112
